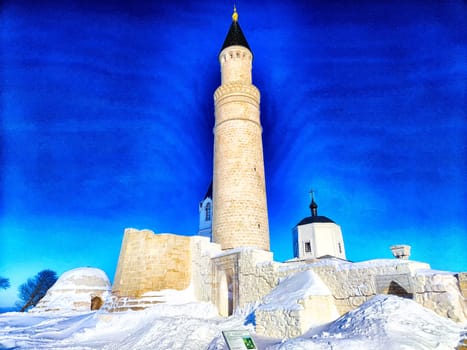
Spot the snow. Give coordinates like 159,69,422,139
0,295,465,350
279,257,430,276
31,267,111,313
340,258,430,271
212,246,263,258
416,269,457,276
266,295,466,350
258,270,331,311
140,285,198,304
281,257,431,272
50,268,110,290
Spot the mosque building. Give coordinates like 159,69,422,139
34,7,467,339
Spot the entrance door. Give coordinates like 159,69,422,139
218,270,233,316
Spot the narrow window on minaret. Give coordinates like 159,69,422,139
304,242,311,253
205,203,211,221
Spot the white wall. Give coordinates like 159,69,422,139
294,222,346,260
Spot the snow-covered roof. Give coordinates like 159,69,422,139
49,267,110,291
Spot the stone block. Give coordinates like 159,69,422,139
458,273,467,298
112,229,192,297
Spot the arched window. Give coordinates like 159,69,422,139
205,202,211,221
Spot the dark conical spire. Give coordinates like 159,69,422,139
220,6,251,52
203,181,213,200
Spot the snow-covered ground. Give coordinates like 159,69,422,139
0,295,465,350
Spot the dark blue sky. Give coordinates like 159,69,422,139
1,0,466,306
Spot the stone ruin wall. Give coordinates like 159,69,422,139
112,229,193,298
235,249,276,307
458,272,467,298
240,258,467,325
413,271,467,322
110,229,466,324
242,257,466,338
190,236,222,303
203,248,278,317
109,230,222,311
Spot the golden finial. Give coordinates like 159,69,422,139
232,5,238,22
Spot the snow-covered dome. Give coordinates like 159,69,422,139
51,267,110,290
32,267,111,313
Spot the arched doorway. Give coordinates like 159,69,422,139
90,296,103,310
388,281,413,299
218,270,233,316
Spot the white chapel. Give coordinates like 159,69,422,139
292,194,346,260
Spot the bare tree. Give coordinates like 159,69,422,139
0,277,10,290
16,270,58,312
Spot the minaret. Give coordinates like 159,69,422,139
212,7,270,251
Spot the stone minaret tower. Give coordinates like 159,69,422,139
212,8,270,251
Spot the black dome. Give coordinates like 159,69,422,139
296,216,335,226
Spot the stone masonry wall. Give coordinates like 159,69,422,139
112,229,192,298
209,248,276,316
458,273,467,298
190,236,222,303
414,272,467,322
235,249,276,307
252,258,467,338
308,260,428,315
255,295,339,339
219,46,252,85
275,259,467,323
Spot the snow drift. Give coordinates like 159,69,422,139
268,294,466,350
0,295,465,349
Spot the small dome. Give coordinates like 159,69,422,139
310,199,318,210
51,267,110,290
310,198,318,216
32,267,111,313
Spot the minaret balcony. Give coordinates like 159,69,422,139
214,82,260,105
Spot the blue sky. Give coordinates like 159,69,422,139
1,0,466,307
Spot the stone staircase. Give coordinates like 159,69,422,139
103,295,164,312
102,288,196,312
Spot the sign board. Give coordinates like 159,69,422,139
222,330,258,350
